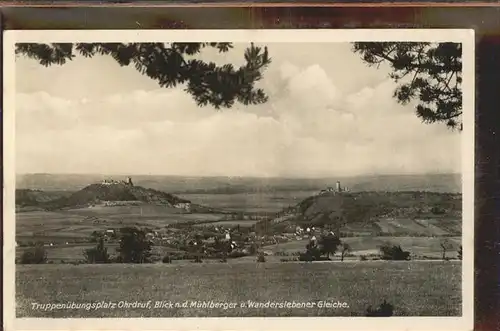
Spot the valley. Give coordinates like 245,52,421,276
14,174,464,317
15,175,462,263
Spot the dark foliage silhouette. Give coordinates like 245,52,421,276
365,300,395,317
16,42,271,109
318,233,341,259
379,243,411,261
84,237,110,264
20,243,47,264
257,252,266,262
353,42,462,130
440,239,453,260
340,242,351,261
116,227,152,263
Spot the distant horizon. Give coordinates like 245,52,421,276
15,171,462,194
16,172,462,180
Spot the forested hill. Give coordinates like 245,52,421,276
254,191,462,237
18,183,191,211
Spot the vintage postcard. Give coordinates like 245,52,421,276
3,29,474,331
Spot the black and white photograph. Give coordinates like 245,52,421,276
3,30,474,331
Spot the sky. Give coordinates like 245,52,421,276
15,42,461,178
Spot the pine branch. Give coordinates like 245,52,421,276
15,42,271,109
353,42,463,130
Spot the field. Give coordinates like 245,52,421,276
179,191,316,213
16,191,314,240
16,235,461,262
16,261,461,318
16,188,462,262
15,190,318,257
16,207,230,242
265,236,462,258
194,220,260,228
14,175,464,318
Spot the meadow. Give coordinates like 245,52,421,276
178,191,316,213
16,191,312,240
16,207,230,242
16,190,462,262
16,235,461,262
16,261,461,318
265,236,462,258
15,176,463,318
15,190,315,257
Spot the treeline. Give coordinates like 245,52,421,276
277,237,463,263
17,226,259,265
17,226,464,264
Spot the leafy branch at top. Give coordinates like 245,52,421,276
15,42,272,109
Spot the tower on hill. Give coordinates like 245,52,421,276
127,177,134,186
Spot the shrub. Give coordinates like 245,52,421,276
83,238,110,264
379,244,410,261
440,239,453,260
193,255,203,263
228,251,247,259
458,245,463,260
20,244,47,264
359,255,367,261
430,206,446,215
162,255,172,263
300,244,322,262
111,255,123,263
299,254,312,262
318,233,341,259
247,244,258,255
256,252,266,263
340,243,351,261
116,227,152,264
365,300,394,317
70,260,84,265
170,253,200,261
89,231,100,243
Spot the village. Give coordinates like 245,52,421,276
77,179,350,261
89,220,336,259
16,179,351,262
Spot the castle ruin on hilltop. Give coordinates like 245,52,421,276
101,176,134,186
318,181,349,196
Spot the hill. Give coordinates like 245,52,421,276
255,191,462,237
15,189,72,210
29,183,192,211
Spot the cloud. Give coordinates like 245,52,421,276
15,55,461,177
